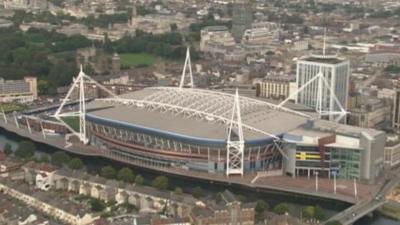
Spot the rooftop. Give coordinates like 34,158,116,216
0,192,64,225
202,26,229,32
263,74,296,82
0,178,92,218
301,56,345,64
84,87,383,143
300,52,347,65
86,87,310,141
365,53,400,63
24,162,57,173
55,169,198,205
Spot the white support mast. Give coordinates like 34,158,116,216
179,47,194,88
278,71,347,122
54,65,119,144
78,67,87,144
26,116,31,134
323,27,327,56
13,112,19,129
40,119,46,139
226,89,245,176
316,71,324,115
1,107,7,124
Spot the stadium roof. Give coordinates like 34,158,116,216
86,87,310,142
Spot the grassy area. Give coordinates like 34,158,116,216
120,53,157,67
61,116,79,132
0,103,27,113
52,51,76,59
378,201,400,220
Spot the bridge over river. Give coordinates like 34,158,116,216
325,173,400,225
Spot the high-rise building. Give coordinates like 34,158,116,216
392,89,400,129
231,0,252,42
296,53,350,121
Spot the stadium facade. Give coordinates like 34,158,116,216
80,87,386,182
85,88,300,174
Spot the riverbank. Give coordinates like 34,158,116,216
378,201,400,221
0,118,369,204
0,127,396,225
0,127,349,213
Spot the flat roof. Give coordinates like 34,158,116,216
86,88,309,141
85,87,383,144
300,56,345,64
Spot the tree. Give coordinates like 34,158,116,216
47,60,76,93
37,154,50,163
301,205,324,220
215,192,223,203
38,79,49,95
174,187,183,195
326,221,342,225
89,198,106,212
3,143,12,156
83,64,95,76
192,186,205,198
266,51,275,56
117,167,135,183
170,23,178,32
273,203,289,215
385,65,400,73
314,205,325,220
135,174,144,185
68,157,84,170
152,176,169,190
255,200,269,215
101,165,116,179
15,141,35,159
302,206,315,219
236,195,246,202
51,151,71,167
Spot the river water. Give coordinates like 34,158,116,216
0,129,397,225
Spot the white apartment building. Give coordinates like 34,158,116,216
296,53,350,121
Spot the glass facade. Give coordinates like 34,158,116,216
329,147,361,180
295,145,361,180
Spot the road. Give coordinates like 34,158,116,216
325,170,400,225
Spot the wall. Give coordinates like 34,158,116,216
360,131,386,183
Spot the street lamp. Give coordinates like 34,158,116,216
354,178,358,200
332,170,337,194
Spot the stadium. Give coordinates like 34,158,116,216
83,86,310,175
18,52,385,182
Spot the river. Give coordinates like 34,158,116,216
0,129,397,225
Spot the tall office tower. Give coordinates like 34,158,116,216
231,0,252,42
393,90,400,129
111,53,121,75
296,52,350,122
